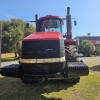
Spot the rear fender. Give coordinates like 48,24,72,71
64,39,76,46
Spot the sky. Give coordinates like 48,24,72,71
0,0,100,38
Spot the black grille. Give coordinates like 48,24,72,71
21,39,65,59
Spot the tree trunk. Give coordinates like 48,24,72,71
15,52,17,57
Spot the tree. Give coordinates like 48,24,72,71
78,40,95,57
95,46,100,55
1,18,35,57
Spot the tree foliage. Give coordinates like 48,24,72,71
95,46,100,55
78,40,96,57
1,18,35,57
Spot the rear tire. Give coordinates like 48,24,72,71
64,45,80,83
65,45,78,62
21,76,30,84
63,77,80,84
21,76,45,84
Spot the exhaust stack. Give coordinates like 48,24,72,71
66,7,72,39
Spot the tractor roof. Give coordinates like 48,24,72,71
39,15,62,20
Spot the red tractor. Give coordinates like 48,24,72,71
0,7,89,83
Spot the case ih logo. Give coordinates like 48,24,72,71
96,41,100,44
91,40,100,45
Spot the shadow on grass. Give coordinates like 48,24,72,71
89,65,100,72
0,77,75,100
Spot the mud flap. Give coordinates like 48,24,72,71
0,64,22,78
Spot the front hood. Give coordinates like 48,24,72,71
23,31,63,41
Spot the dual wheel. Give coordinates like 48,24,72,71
64,45,80,83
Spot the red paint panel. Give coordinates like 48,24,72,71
90,40,100,45
23,31,63,41
64,39,76,45
39,15,62,20
64,39,76,43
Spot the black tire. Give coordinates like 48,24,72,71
21,76,45,84
64,45,80,83
21,76,30,84
65,45,78,62
63,77,80,84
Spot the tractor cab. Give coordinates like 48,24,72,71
37,15,63,33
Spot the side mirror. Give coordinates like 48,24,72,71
26,23,29,28
74,20,77,26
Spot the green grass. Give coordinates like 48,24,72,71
1,57,19,62
90,55,100,57
0,62,100,100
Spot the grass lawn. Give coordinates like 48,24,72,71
1,57,19,62
0,62,100,100
90,55,100,57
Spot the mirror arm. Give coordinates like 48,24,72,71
31,21,36,22
26,21,36,23
62,18,66,20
